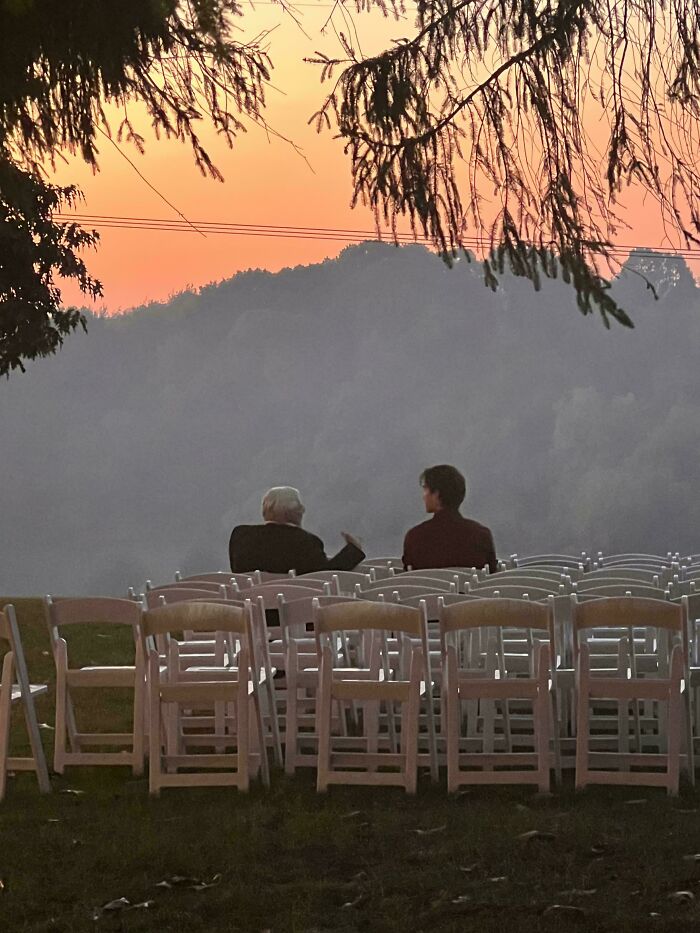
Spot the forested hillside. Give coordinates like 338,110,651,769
2,243,698,595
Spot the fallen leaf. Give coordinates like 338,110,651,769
667,891,695,905
674,808,699,814
59,789,85,796
0,879,5,892
38,722,54,731
451,895,471,904
514,803,529,813
488,876,508,883
589,843,612,856
683,854,700,862
414,825,447,836
101,897,131,912
542,904,585,918
129,900,156,910
517,830,557,842
193,874,222,891
624,798,648,806
557,888,597,897
341,892,368,910
459,864,479,874
340,810,362,820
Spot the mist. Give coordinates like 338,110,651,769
2,243,699,596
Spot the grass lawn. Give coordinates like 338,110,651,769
3,598,700,932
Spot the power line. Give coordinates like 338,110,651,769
53,212,700,259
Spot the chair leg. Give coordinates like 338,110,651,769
535,684,551,793
446,653,460,794
575,669,590,791
667,689,682,796
54,665,67,775
132,673,145,776
404,681,420,795
0,657,13,802
148,677,161,797
316,656,332,793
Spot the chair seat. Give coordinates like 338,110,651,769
11,684,48,702
66,666,136,688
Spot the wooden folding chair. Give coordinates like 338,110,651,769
0,604,50,801
314,600,437,793
45,596,145,775
574,596,693,795
439,598,556,793
141,601,267,794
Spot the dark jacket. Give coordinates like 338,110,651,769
229,523,365,575
402,509,497,573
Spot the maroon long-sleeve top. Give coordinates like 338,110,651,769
402,509,497,573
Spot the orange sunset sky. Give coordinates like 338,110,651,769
50,2,694,312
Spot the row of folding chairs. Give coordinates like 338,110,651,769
4,584,692,789
3,553,699,798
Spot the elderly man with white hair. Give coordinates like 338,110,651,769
229,486,365,575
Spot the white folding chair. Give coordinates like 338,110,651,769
0,604,50,801
45,596,145,775
314,600,437,792
574,596,693,795
438,598,556,792
141,601,267,794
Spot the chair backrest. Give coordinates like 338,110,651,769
573,595,684,636
596,553,669,567
143,587,223,609
398,593,482,615
142,600,251,639
47,596,142,628
368,575,456,592
148,580,230,593
439,597,553,634
469,574,569,592
573,583,668,600
314,599,426,638
245,582,330,609
279,594,356,636
356,584,455,602
486,568,571,583
584,567,661,583
574,575,660,592
175,571,254,590
356,557,402,569
514,553,584,568
294,571,371,594
465,584,561,601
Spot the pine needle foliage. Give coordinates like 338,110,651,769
311,0,700,327
0,0,271,374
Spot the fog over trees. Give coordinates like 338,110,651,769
2,243,699,596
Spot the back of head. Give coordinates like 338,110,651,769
420,465,466,510
261,486,305,525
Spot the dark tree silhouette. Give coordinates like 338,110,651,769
1,0,270,375
312,0,700,327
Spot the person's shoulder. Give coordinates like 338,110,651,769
404,517,433,539
461,516,494,537
230,524,262,540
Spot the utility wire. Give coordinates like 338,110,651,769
53,212,700,259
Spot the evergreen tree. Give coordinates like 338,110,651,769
0,0,269,374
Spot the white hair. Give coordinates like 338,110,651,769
261,486,305,525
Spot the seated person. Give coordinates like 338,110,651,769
402,464,497,573
229,486,365,575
